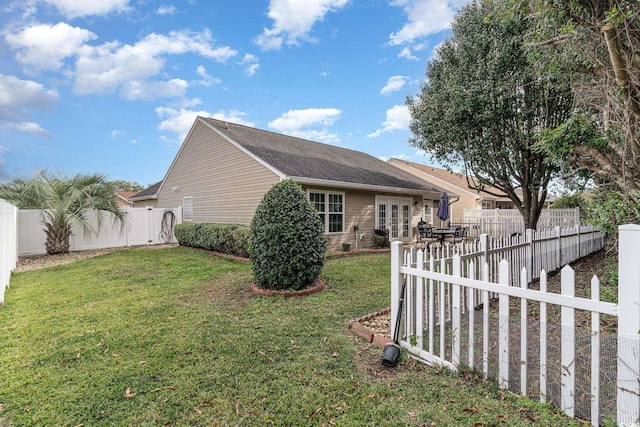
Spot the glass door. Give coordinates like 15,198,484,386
376,196,411,240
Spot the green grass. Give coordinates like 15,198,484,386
0,247,578,426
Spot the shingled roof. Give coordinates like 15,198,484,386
200,118,446,194
129,181,161,201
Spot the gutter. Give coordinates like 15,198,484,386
128,194,158,202
289,176,443,198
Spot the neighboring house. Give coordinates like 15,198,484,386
388,159,554,224
130,117,450,251
115,191,137,208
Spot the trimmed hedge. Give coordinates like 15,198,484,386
249,180,326,291
174,223,250,258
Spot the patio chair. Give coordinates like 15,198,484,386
416,222,437,248
447,226,468,243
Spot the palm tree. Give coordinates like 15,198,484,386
0,170,126,254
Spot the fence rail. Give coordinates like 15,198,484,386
415,225,603,287
390,225,640,426
0,200,18,305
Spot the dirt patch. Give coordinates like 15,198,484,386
354,344,419,380
15,248,125,272
250,279,326,297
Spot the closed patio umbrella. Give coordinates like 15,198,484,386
436,192,449,226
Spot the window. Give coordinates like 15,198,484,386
378,203,387,229
481,201,492,210
402,205,409,238
183,197,193,221
309,190,344,233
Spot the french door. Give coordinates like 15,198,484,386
376,196,411,240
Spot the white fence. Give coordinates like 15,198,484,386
0,200,18,304
418,225,603,287
461,208,581,237
18,206,182,256
391,225,640,426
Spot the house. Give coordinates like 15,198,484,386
388,158,554,225
115,191,137,208
129,117,451,251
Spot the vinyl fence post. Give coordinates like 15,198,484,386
617,224,640,426
390,241,404,341
575,224,581,259
555,226,562,270
479,234,488,271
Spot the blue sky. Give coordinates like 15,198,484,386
0,0,467,187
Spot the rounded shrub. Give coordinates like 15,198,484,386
249,179,327,291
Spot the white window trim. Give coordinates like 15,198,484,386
307,189,345,234
183,196,193,222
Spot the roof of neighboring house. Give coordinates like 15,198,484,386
130,181,162,201
134,117,453,199
389,159,508,199
116,191,137,200
389,159,556,203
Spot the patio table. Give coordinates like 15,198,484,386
431,228,456,244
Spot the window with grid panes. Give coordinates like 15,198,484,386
309,190,344,233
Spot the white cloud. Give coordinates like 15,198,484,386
156,4,177,15
240,54,260,76
42,0,131,18
268,108,341,132
320,63,331,77
268,108,342,143
120,78,188,100
156,107,254,143
1,121,51,137
367,104,410,138
74,29,237,97
380,75,407,95
254,0,349,50
398,46,418,60
0,74,58,136
388,0,458,46
5,22,97,71
195,65,222,87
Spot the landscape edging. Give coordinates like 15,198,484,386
348,307,393,348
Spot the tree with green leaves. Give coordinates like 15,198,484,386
249,179,326,291
110,180,144,192
523,0,639,204
407,0,573,229
0,170,126,254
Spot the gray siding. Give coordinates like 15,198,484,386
155,121,280,224
303,186,417,252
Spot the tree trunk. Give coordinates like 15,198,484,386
44,222,71,255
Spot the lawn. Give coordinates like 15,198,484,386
0,247,578,426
